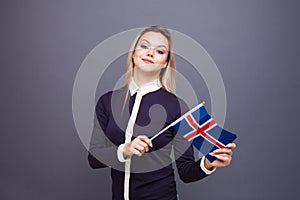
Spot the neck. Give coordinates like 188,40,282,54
133,68,160,87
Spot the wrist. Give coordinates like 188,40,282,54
204,157,214,170
122,143,130,159
117,144,127,162
200,157,216,175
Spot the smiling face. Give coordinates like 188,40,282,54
132,31,169,79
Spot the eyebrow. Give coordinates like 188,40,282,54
140,39,168,49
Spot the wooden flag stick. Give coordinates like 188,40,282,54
150,101,206,141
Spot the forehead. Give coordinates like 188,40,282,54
138,32,169,48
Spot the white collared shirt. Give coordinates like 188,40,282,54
117,78,162,162
118,78,161,200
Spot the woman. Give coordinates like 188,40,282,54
88,25,236,200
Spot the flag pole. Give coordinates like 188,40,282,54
150,101,206,141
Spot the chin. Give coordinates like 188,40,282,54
137,65,161,73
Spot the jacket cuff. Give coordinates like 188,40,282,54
117,144,127,162
200,156,216,175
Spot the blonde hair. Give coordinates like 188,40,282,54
125,25,176,93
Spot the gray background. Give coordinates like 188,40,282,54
1,0,299,199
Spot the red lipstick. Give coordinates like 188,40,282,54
142,58,154,64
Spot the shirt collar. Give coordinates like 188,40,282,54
129,78,161,96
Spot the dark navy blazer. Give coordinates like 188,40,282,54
88,87,208,200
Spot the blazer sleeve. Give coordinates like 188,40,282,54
88,95,124,170
172,99,208,183
173,133,208,183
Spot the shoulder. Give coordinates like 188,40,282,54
96,87,127,110
161,89,188,111
152,89,189,117
153,88,179,103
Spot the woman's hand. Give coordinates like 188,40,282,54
204,143,236,170
123,135,153,159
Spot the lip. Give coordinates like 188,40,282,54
142,58,154,64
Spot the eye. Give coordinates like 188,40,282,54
140,44,148,49
156,49,165,55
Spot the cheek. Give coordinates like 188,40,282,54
132,52,139,64
133,51,143,62
132,52,137,60
157,55,168,65
133,49,144,57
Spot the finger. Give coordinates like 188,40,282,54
144,146,149,152
211,148,232,156
214,154,231,162
131,148,142,156
138,135,153,147
133,146,145,156
226,143,236,149
134,144,146,152
135,143,149,153
134,138,149,150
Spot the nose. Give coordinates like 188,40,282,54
147,47,154,57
